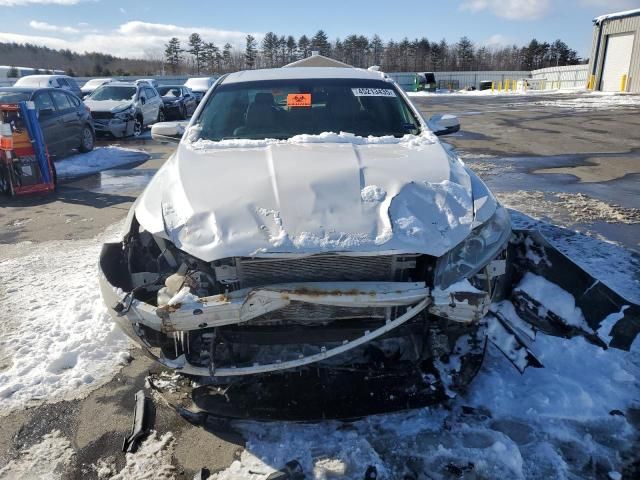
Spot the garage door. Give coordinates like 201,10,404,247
601,33,635,92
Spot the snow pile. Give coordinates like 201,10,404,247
108,431,175,480
360,185,386,203
0,430,75,479
55,146,150,179
528,92,640,110
0,224,130,415
188,131,437,150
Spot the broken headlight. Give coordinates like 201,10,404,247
434,206,511,289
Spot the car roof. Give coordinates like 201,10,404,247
17,74,68,80
222,67,388,85
0,86,62,94
102,82,138,87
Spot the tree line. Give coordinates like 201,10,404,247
164,30,583,75
0,42,162,77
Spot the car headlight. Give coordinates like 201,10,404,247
434,206,511,289
114,106,135,120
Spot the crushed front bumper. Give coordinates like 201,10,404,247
99,243,493,377
93,117,134,137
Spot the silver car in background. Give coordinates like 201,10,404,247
84,81,165,137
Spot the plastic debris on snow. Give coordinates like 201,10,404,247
187,131,437,150
54,146,150,179
515,272,590,328
212,216,639,480
0,430,75,479
0,223,130,416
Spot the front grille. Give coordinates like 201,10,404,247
91,111,113,120
237,254,415,288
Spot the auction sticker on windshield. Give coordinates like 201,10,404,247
287,93,312,107
351,88,397,97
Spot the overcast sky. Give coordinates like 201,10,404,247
0,0,639,60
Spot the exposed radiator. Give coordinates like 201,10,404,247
236,254,418,289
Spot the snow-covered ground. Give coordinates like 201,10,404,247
0,213,637,478
0,430,175,480
409,89,640,111
54,146,150,180
0,222,130,416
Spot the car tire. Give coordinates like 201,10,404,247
132,115,143,137
79,125,95,153
157,108,165,123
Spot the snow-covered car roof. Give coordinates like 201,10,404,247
222,67,387,85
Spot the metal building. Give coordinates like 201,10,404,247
588,8,640,93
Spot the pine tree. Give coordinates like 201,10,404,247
370,35,384,66
286,36,297,63
311,30,330,55
262,32,278,68
222,43,233,71
456,36,474,71
188,33,204,74
164,37,183,74
245,34,257,69
298,35,311,58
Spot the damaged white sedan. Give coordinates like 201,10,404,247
99,68,639,416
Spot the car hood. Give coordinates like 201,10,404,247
84,99,133,113
134,134,498,262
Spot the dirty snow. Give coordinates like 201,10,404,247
54,146,150,179
0,430,75,479
188,131,437,150
103,431,176,480
497,191,640,226
408,89,640,110
0,223,130,415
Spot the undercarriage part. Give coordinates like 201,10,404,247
146,323,486,421
122,390,151,453
509,230,640,351
486,312,543,373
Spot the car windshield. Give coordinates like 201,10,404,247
195,78,421,141
90,86,136,101
0,91,31,103
157,87,181,97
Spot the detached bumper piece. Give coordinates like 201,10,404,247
509,229,640,351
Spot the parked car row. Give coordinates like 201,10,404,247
0,74,217,158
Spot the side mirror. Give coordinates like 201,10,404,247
151,121,187,143
427,114,460,136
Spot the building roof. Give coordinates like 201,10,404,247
594,8,640,24
284,54,353,69
222,67,386,85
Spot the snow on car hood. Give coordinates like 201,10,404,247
134,133,497,261
84,99,132,113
